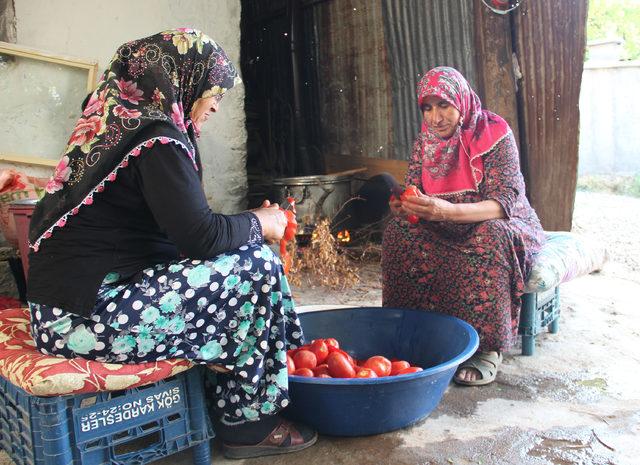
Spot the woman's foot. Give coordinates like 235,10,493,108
454,351,502,386
222,418,317,459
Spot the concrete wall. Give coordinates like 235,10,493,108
12,0,247,213
579,62,640,175
0,0,16,42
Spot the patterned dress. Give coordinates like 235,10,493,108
382,133,545,352
26,30,304,426
30,244,303,424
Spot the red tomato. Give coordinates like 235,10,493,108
312,364,330,377
333,349,356,367
317,374,332,378
309,339,329,364
363,356,392,377
400,185,420,201
283,226,296,241
287,354,296,374
324,338,340,350
397,366,423,375
282,210,297,241
326,352,355,378
293,349,317,370
292,368,314,377
400,185,420,224
355,367,378,378
390,360,411,375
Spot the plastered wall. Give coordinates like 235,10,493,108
12,0,248,213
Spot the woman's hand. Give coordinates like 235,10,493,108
389,195,404,216
252,200,287,243
402,193,454,222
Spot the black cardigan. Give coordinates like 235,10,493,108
27,143,262,317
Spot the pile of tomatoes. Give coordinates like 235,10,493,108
287,338,423,378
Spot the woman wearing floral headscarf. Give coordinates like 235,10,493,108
27,30,316,458
382,67,545,386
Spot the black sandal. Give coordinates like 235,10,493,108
222,419,318,459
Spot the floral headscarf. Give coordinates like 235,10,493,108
415,66,510,196
29,29,240,251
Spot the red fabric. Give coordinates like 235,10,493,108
0,296,22,310
0,307,192,396
415,67,510,196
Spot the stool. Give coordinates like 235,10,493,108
518,231,607,356
0,308,210,465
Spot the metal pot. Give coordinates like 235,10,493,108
270,173,353,232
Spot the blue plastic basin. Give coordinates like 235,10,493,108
285,307,479,436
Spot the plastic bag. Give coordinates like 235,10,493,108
0,169,47,247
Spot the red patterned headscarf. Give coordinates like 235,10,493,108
416,67,510,196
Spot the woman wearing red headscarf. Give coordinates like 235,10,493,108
382,67,545,386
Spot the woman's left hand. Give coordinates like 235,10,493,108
402,193,454,222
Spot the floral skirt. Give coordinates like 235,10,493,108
28,244,304,424
382,217,542,352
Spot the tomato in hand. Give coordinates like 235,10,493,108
400,185,420,201
283,209,297,241
363,356,392,377
292,367,314,377
397,366,423,375
287,354,296,374
309,339,329,364
293,349,317,370
400,185,420,224
326,351,355,378
390,360,411,375
355,367,378,378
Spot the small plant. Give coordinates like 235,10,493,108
286,218,359,290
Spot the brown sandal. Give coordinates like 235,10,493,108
222,419,318,459
454,351,503,386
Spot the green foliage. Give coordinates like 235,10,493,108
587,0,640,60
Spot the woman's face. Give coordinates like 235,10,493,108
421,95,461,139
190,96,220,131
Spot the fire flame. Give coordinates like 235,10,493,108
336,230,351,243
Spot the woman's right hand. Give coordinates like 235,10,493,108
252,200,287,243
389,195,404,216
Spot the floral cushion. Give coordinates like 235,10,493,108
524,231,607,293
0,307,193,396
